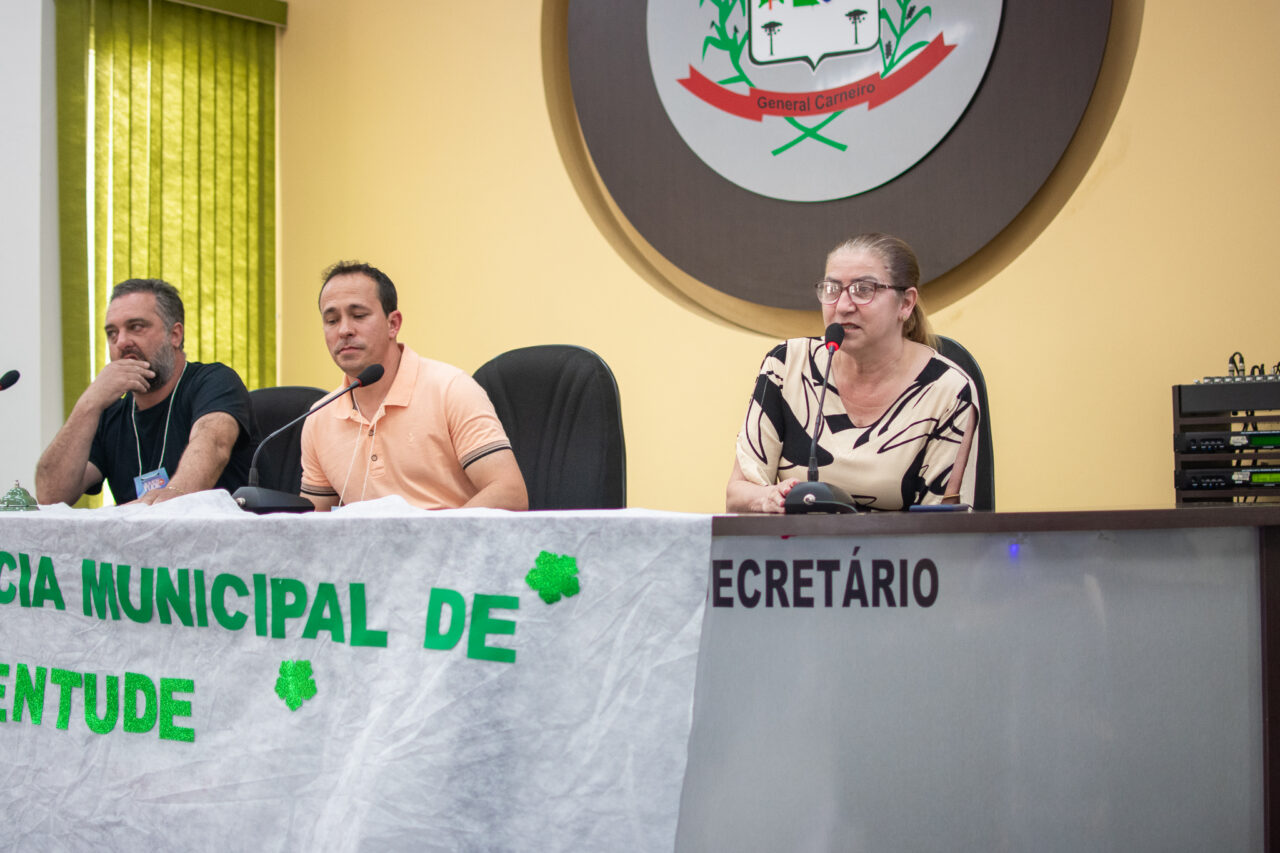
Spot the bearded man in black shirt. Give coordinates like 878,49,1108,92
35,278,253,505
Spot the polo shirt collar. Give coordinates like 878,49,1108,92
383,344,418,409
328,343,419,422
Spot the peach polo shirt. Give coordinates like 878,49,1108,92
300,344,512,509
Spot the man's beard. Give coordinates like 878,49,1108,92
146,344,176,392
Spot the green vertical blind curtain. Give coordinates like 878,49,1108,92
56,0,277,420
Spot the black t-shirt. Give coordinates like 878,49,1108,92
88,361,254,502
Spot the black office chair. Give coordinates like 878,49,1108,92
248,385,327,494
934,336,995,511
474,345,626,510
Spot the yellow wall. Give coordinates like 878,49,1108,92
278,1,1280,513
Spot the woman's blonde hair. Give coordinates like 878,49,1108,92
827,233,936,347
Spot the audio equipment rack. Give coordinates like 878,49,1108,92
1174,375,1280,505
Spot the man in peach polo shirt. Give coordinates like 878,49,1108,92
299,262,528,511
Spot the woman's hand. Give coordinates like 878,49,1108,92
755,478,799,513
726,457,800,513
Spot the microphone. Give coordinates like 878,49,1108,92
784,324,858,514
0,370,18,390
233,363,385,514
807,324,843,481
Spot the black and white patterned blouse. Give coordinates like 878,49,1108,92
735,337,980,510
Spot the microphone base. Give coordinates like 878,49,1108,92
232,486,315,515
785,481,860,514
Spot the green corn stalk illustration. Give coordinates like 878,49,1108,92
699,0,848,155
879,0,933,75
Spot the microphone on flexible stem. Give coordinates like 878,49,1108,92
233,363,385,514
784,323,858,514
0,370,19,390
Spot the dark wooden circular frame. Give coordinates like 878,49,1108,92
567,0,1112,311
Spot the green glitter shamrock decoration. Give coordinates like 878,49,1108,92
525,550,581,604
275,660,318,711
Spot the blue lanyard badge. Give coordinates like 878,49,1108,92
134,467,171,497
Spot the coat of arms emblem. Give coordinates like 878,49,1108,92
647,0,1002,201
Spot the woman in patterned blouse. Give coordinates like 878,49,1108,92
726,233,979,512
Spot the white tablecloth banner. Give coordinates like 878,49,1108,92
0,495,710,851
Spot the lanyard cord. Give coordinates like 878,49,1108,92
338,393,377,506
132,361,187,477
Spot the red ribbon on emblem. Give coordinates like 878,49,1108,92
678,34,956,122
